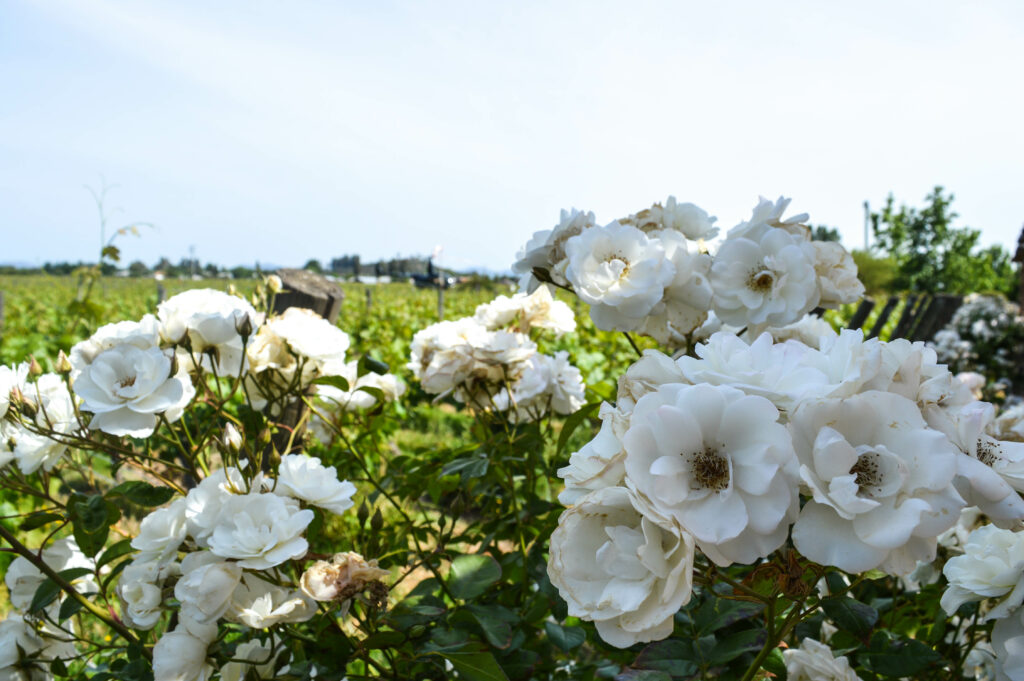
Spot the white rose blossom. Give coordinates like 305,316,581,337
207,493,314,569
73,343,195,437
275,453,357,515
564,221,675,331
812,240,865,309
220,640,278,681
637,230,713,343
783,638,863,681
174,552,244,626
11,374,78,474
557,405,627,506
158,288,260,376
183,467,261,546
993,610,1024,681
5,537,96,612
132,497,189,565
152,627,214,681
941,525,1024,620
622,383,799,565
118,558,176,630
226,573,317,628
70,314,161,369
546,486,695,648
512,208,596,291
473,286,576,335
789,391,965,575
624,196,719,241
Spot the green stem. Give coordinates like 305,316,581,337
0,523,150,659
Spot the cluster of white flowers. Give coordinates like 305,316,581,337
408,287,585,421
513,196,864,347
118,452,360,680
0,537,95,679
549,326,1024,647
932,294,1024,392
0,364,79,473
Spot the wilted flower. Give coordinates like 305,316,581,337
300,551,390,603
547,487,695,648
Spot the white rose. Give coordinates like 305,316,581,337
616,350,688,414
622,383,799,565
710,223,819,328
5,537,96,612
942,525,1024,620
992,403,1024,443
761,313,837,350
73,344,195,437
407,319,481,395
220,640,278,681
993,610,1024,681
158,289,260,377
183,467,254,545
626,196,718,241
152,628,213,681
70,314,161,371
174,552,243,625
226,573,317,628
546,487,695,648
813,241,865,309
315,361,406,412
12,374,78,474
0,615,47,676
784,638,863,681
0,363,29,424
275,454,357,515
677,332,831,415
132,498,188,565
790,391,965,575
117,559,174,630
637,230,712,343
474,287,576,335
261,307,349,371
207,493,313,569
557,405,627,506
512,208,596,291
564,221,675,331
547,351,585,415
728,195,811,242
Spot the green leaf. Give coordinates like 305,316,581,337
860,635,941,677
468,604,518,649
615,672,672,681
556,402,601,456
822,596,878,639
544,621,586,652
708,629,766,665
58,597,84,622
448,554,502,600
360,355,390,375
634,640,701,676
19,512,64,531
694,597,764,635
28,579,61,614
440,652,510,681
440,454,489,480
312,375,350,392
106,481,175,507
71,494,110,534
363,631,405,649
762,647,788,680
97,539,136,570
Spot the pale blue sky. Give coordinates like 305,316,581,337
2,0,1023,272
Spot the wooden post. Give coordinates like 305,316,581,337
267,269,347,458
156,283,166,304
867,295,900,339
846,297,875,331
365,287,372,314
437,283,445,321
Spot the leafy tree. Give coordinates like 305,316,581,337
127,260,150,277
811,225,841,242
871,186,1017,297
304,259,323,273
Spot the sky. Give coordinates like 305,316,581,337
1,0,1023,273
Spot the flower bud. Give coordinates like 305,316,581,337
234,313,254,341
55,350,73,375
266,275,283,294
222,424,243,454
26,356,42,378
